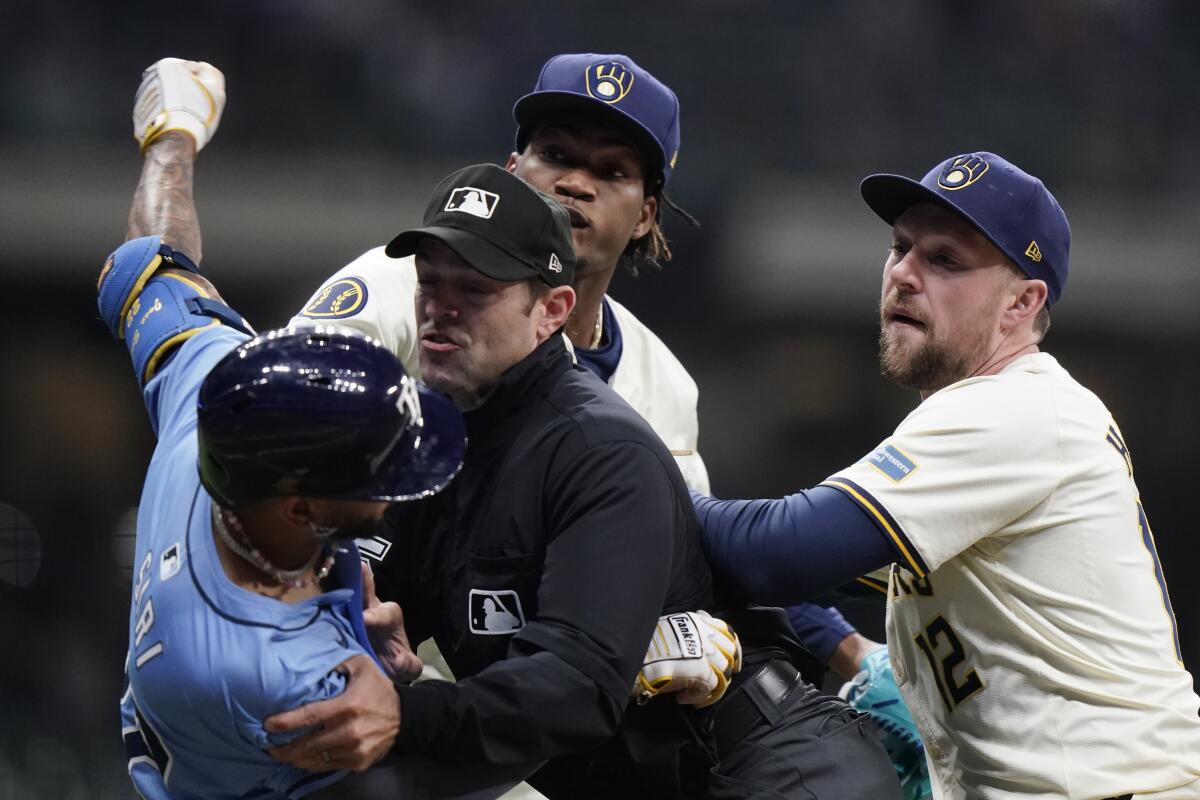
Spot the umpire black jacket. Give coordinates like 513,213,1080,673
379,334,806,795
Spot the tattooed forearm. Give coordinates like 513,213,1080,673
126,132,203,262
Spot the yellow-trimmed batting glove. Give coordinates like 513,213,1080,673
133,58,226,153
634,610,742,708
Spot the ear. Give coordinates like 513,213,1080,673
535,286,576,341
631,194,658,240
1001,279,1047,333
504,152,520,174
278,496,315,527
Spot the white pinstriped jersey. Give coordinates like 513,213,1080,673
826,353,1200,800
289,246,710,493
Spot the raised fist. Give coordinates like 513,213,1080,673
133,58,226,154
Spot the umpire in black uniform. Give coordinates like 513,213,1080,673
270,164,901,798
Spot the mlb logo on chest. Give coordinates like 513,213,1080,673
468,589,526,635
159,543,183,581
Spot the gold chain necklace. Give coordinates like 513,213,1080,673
589,306,604,349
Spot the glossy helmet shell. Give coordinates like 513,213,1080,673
197,327,465,509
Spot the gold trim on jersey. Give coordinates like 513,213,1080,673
855,575,890,595
823,478,928,578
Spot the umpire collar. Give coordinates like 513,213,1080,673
463,332,576,436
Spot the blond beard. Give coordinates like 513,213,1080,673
878,301,994,393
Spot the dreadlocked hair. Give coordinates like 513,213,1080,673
619,187,697,277
620,219,671,278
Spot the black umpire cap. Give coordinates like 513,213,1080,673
386,164,576,287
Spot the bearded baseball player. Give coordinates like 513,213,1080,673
694,151,1200,799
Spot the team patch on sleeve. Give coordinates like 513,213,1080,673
863,443,919,483
301,277,368,319
822,477,929,578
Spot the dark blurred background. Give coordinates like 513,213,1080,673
1,1,1197,795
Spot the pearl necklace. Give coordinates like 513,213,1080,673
212,506,335,589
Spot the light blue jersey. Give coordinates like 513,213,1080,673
119,328,379,800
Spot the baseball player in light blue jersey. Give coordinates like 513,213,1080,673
100,235,473,798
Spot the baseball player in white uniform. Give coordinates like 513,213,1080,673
289,55,708,493
695,151,1200,799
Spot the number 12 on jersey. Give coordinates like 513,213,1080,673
914,616,985,712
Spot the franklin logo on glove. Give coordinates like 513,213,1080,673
634,610,741,708
668,614,703,659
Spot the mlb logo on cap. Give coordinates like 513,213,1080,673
444,187,499,219
385,164,576,288
445,186,499,220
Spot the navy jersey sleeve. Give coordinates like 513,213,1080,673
693,485,900,606
395,440,678,764
785,603,857,666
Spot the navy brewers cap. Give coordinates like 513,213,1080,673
386,164,575,287
513,53,681,188
860,152,1071,306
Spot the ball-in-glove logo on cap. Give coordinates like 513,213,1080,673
585,62,634,104
938,154,989,190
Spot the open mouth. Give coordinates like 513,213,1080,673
887,310,926,329
563,206,590,229
421,330,463,352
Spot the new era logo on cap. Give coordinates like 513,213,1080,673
445,187,499,219
548,253,562,273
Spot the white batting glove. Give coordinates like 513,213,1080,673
634,610,742,708
133,58,226,154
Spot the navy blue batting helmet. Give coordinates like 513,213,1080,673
197,327,465,509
